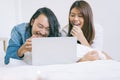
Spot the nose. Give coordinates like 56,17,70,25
74,16,79,21
73,16,80,24
40,28,47,35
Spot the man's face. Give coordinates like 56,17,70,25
31,14,50,37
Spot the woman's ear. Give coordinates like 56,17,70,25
31,19,35,26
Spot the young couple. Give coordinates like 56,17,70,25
5,0,111,65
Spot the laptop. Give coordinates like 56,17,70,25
32,37,77,66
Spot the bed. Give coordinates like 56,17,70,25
0,60,120,80
0,38,120,80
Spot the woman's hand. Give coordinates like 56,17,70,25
77,50,101,62
71,26,90,47
71,25,83,38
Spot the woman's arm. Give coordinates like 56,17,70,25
71,26,90,47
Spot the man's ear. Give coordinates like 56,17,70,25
31,19,35,26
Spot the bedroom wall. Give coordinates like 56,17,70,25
87,0,120,61
0,0,16,38
0,0,120,61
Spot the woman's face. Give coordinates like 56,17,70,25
69,8,84,28
31,14,50,37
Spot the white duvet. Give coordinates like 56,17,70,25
1,43,120,80
0,60,120,80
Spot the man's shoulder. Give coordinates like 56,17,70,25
10,23,29,36
12,23,29,32
14,23,28,29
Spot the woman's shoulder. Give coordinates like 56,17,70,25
60,24,69,36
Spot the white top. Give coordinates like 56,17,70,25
60,24,104,51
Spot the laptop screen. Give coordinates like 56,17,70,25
32,37,77,66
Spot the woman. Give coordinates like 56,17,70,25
5,7,61,64
61,0,111,61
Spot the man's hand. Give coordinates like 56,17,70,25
17,35,37,57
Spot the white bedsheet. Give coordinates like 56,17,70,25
0,60,120,80
1,42,120,80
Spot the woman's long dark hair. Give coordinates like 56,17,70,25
68,0,95,45
28,7,61,37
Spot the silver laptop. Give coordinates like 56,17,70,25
32,37,77,66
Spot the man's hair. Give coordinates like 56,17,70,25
28,7,61,37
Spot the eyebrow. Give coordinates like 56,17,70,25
70,12,83,16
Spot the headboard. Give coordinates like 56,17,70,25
0,37,8,52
